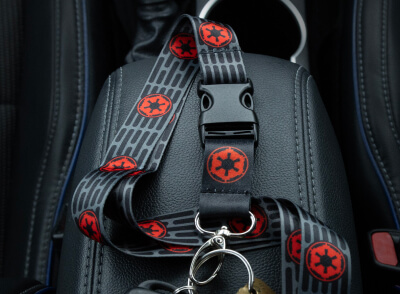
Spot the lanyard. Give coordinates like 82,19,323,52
71,14,351,293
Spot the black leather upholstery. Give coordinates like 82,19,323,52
0,0,22,276
347,0,400,228
0,277,54,294
341,0,400,291
4,0,121,284
58,54,362,293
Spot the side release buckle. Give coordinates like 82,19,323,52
198,81,258,145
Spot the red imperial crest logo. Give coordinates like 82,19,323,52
169,33,198,59
138,220,167,239
126,170,145,177
306,241,346,282
199,22,233,48
207,146,248,183
100,156,137,172
79,210,102,242
137,94,172,118
287,229,302,264
229,205,268,238
162,243,194,253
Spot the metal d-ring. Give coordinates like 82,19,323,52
194,249,255,292
194,212,257,238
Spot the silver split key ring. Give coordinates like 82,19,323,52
189,234,226,286
173,284,198,294
173,211,257,293
189,211,256,286
194,249,255,293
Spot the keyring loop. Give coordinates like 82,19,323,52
189,211,256,287
172,284,198,294
193,249,255,292
189,235,226,286
194,212,257,238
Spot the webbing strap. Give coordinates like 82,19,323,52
71,14,248,251
119,198,351,293
278,200,351,293
199,138,254,222
71,14,351,293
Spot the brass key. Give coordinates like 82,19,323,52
236,278,276,294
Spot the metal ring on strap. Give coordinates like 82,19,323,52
194,212,256,238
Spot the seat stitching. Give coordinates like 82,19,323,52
24,0,61,277
38,0,85,280
99,76,111,161
85,76,112,293
105,71,116,148
381,0,400,149
294,66,304,208
95,69,120,293
83,241,91,291
357,0,400,215
92,75,113,293
305,76,318,218
96,236,104,293
112,67,122,137
74,0,93,291
96,217,107,293
85,71,112,294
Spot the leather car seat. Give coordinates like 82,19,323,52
341,0,400,292
57,53,362,293
1,0,191,291
1,0,127,289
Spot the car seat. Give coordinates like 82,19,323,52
341,0,400,292
57,45,362,293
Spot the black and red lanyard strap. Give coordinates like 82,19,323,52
71,15,351,293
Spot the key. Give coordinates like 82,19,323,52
236,278,276,294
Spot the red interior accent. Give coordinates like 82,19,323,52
372,232,398,266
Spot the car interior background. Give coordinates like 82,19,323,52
0,0,399,293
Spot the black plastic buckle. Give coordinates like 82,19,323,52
198,80,258,145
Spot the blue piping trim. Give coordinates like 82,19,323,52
45,241,53,286
35,287,56,294
352,0,400,229
46,0,90,285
